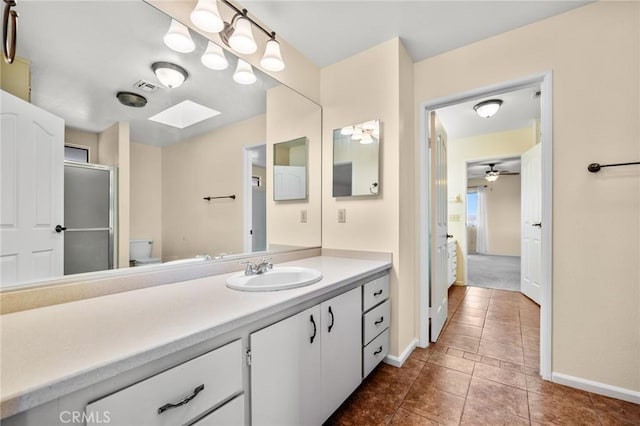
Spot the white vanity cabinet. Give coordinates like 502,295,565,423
250,287,362,426
85,340,243,426
448,240,457,287
362,275,391,377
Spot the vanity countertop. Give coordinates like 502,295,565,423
0,255,391,419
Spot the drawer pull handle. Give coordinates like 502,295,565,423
158,384,205,414
373,289,383,296
328,306,335,333
310,314,317,343
374,346,383,355
375,316,384,325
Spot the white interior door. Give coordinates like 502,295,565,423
430,111,449,342
521,143,542,304
0,90,64,287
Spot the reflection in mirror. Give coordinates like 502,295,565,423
0,1,321,289
273,137,308,201
332,120,381,197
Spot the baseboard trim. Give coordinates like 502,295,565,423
384,338,418,368
552,372,640,404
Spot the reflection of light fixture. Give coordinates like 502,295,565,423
152,62,189,89
485,171,499,182
116,91,147,108
228,15,257,54
341,120,380,144
360,133,373,144
474,99,503,118
201,41,228,70
351,127,363,140
340,126,353,136
233,59,256,85
163,19,195,53
190,0,224,33
261,38,285,72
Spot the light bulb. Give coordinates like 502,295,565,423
228,16,257,55
190,0,224,33
163,19,195,53
260,38,285,72
351,127,363,140
340,126,353,136
233,59,256,85
360,133,374,144
201,41,228,70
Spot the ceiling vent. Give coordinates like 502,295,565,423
132,79,159,92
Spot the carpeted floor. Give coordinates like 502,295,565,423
467,254,521,291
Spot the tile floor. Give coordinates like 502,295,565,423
326,286,640,425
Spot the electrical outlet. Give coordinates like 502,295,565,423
338,209,346,223
300,209,307,223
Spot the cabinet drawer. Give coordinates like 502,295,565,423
363,274,389,312
363,329,389,378
86,340,243,426
192,394,244,426
363,299,390,345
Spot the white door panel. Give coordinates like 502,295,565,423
430,111,448,342
521,143,542,304
0,90,64,288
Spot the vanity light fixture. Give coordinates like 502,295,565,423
163,19,195,53
360,133,374,144
193,1,285,72
233,59,256,85
190,0,224,33
473,99,503,118
152,62,189,89
340,126,354,136
351,126,363,140
201,41,229,70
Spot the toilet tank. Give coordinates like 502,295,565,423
129,239,152,260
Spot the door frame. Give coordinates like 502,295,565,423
418,72,553,380
243,144,266,253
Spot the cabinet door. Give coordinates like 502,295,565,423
320,287,362,422
251,305,322,426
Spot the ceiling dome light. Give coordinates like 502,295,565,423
201,41,228,70
360,133,374,145
260,38,285,72
228,15,257,54
473,99,503,118
116,91,147,108
163,19,195,53
152,62,189,89
190,0,224,33
233,59,256,85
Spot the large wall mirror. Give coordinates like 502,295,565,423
332,120,380,197
0,0,322,290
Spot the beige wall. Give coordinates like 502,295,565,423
130,142,162,259
65,127,99,164
468,176,521,256
1,57,30,102
267,85,322,247
97,122,130,267
162,114,266,260
415,1,639,392
321,38,416,357
448,127,535,281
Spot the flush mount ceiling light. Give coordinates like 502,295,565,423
152,62,189,89
201,41,228,70
190,0,224,33
116,91,147,108
473,99,503,118
196,1,285,73
163,19,195,53
233,59,256,85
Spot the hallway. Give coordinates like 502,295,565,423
327,286,639,425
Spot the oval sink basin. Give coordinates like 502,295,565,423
225,267,322,292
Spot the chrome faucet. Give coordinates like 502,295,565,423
240,258,273,275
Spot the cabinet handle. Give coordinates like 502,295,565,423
375,316,384,325
373,289,383,296
157,384,205,414
328,306,335,333
374,346,383,355
310,314,317,344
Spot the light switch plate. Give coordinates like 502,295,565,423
300,209,307,223
338,209,346,223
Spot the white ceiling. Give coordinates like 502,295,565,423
18,1,278,147
244,0,592,67
467,157,521,180
436,86,540,140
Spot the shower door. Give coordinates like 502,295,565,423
63,162,116,275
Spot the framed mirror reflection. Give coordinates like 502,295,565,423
332,120,380,197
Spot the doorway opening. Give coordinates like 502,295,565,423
418,72,553,379
244,144,267,253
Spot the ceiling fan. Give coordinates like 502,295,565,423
484,163,519,182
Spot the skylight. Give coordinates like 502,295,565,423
148,100,220,129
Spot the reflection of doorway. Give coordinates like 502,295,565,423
244,145,267,252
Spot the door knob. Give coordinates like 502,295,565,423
532,222,542,228
447,234,453,238
55,225,67,233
